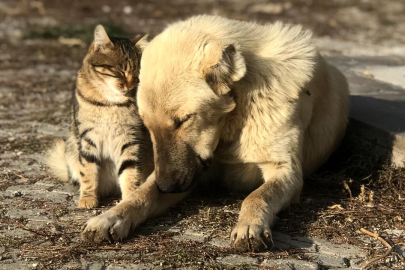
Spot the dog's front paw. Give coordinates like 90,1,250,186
230,223,273,252
82,212,131,243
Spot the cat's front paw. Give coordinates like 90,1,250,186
82,211,131,243
78,196,98,209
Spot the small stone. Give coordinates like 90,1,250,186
0,262,32,269
58,262,82,270
123,6,132,14
351,258,365,269
272,231,317,252
217,255,259,265
249,3,284,14
311,237,366,258
261,259,318,270
209,237,230,248
364,71,374,78
87,261,105,270
34,180,56,187
105,263,154,270
306,253,348,268
102,5,111,13
173,229,207,243
385,229,405,237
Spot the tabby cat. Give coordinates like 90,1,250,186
47,25,153,208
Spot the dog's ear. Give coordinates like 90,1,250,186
133,34,149,51
203,43,246,95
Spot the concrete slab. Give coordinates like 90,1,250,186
316,37,405,57
328,56,405,167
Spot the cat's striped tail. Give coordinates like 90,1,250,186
46,139,69,182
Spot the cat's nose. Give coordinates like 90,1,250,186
125,76,138,90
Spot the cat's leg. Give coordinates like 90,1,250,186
82,172,189,243
117,138,151,199
77,133,100,209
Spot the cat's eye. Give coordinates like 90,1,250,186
93,65,120,78
173,114,193,130
93,64,115,70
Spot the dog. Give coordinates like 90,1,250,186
82,15,349,252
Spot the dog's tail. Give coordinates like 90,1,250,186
46,139,69,182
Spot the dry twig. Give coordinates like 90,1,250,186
360,228,393,269
343,180,353,199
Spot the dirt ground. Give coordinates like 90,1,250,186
0,0,405,269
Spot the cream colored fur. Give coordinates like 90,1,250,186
82,16,349,252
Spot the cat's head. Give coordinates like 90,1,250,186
81,25,148,98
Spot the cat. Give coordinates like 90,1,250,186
46,25,153,208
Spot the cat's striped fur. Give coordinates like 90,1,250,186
47,25,153,208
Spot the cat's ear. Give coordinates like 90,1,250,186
132,34,149,51
94,25,112,50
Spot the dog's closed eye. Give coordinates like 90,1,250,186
173,114,193,129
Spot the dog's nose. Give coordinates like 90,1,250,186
155,181,183,194
198,156,213,171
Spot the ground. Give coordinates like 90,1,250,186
0,0,405,269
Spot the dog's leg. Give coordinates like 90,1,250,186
82,172,189,243
230,162,303,252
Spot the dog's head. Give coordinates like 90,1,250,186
137,29,246,193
